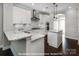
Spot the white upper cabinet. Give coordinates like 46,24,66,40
13,6,31,24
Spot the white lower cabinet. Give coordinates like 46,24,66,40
10,35,44,56
26,37,44,56
10,39,27,56
31,38,44,56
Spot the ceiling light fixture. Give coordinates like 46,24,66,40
68,6,72,8
53,3,58,21
43,8,46,11
32,3,35,6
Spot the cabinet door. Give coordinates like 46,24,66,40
13,6,31,24
11,39,26,56
31,38,44,56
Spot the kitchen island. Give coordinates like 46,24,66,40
48,30,62,48
4,30,45,56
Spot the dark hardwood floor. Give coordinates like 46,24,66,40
44,35,79,56
0,48,13,56
44,35,63,56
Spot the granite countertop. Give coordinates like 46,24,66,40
4,31,31,41
4,30,45,41
31,33,45,41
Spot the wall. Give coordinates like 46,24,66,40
0,3,3,47
3,3,13,31
13,6,31,24
65,8,78,40
13,6,31,32
39,14,50,29
3,3,13,48
49,13,54,30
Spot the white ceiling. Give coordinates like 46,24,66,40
20,3,79,14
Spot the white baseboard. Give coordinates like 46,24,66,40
65,35,79,45
65,35,78,40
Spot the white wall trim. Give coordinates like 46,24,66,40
65,35,79,45
65,35,78,40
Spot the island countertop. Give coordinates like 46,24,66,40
4,30,45,41
31,33,45,41
4,31,32,41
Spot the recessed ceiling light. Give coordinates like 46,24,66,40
68,6,72,8
43,8,46,11
32,3,35,6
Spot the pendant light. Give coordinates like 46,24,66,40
53,3,58,21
